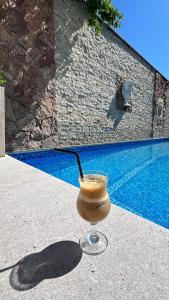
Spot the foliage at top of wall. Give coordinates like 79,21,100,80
83,0,123,34
0,71,6,86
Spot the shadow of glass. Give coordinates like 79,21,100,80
9,241,82,291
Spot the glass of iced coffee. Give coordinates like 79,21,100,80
77,171,111,255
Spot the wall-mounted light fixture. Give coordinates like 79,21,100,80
122,80,134,112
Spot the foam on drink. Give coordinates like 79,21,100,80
79,175,107,201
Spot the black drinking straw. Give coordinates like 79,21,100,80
54,148,83,178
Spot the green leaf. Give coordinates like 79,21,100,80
0,71,7,86
83,0,123,34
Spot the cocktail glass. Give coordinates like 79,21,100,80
77,171,111,255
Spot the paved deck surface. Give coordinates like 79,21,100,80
0,155,169,300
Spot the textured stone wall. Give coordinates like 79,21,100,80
2,0,169,151
54,0,157,147
0,0,56,151
164,86,169,136
0,87,5,156
152,73,169,137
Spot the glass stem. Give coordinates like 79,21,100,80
89,223,99,244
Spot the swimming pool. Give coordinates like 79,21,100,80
10,138,169,229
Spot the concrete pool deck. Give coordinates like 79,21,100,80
0,155,169,300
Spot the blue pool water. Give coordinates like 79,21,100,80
10,138,169,229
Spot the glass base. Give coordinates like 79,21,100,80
79,231,108,256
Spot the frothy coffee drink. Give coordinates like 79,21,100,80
77,174,111,223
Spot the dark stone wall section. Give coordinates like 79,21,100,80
0,0,56,151
152,73,169,137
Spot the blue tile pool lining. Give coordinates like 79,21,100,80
10,138,169,229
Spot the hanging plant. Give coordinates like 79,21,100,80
83,0,123,34
0,70,6,86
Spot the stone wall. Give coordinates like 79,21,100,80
0,87,5,156
152,73,169,137
54,0,168,147
164,86,169,136
0,0,56,151
1,0,169,151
